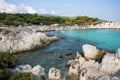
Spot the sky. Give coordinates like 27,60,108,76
0,0,120,22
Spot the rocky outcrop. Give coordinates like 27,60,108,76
33,22,120,30
9,64,47,80
100,53,120,73
66,47,120,80
48,68,61,80
7,45,120,80
15,64,32,73
31,65,45,76
89,22,120,28
0,27,58,53
82,44,107,60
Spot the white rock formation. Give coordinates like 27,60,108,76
48,68,61,80
82,44,99,60
100,53,120,73
82,44,106,60
89,22,120,29
31,65,45,76
14,65,45,77
66,49,120,80
79,68,107,80
0,27,58,53
15,64,32,73
67,52,99,75
67,60,80,75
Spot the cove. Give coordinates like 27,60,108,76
16,29,120,75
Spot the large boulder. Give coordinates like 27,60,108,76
82,44,106,60
31,65,45,76
14,65,45,77
100,53,120,73
48,68,61,80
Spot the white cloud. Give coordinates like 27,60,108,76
64,4,70,7
51,10,57,14
0,0,62,15
38,9,58,14
0,0,37,13
19,4,37,13
0,0,17,13
38,9,48,14
25,6,36,13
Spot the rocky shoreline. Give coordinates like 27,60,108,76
0,22,119,53
1,22,117,54
8,44,120,80
29,22,120,31
0,27,58,53
89,22,120,29
0,22,120,80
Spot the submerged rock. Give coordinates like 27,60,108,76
82,44,107,60
61,36,65,39
58,55,64,59
48,68,61,80
47,51,55,54
65,50,73,56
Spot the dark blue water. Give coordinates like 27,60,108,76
16,29,120,76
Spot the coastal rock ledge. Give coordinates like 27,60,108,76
8,45,120,80
0,27,58,53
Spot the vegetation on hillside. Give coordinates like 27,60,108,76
0,12,98,26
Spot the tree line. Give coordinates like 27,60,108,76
0,12,98,27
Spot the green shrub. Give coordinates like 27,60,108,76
9,72,32,80
0,69,8,80
0,52,16,69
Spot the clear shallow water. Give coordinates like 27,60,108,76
16,29,120,76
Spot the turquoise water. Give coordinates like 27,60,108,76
64,29,120,51
16,29,120,76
